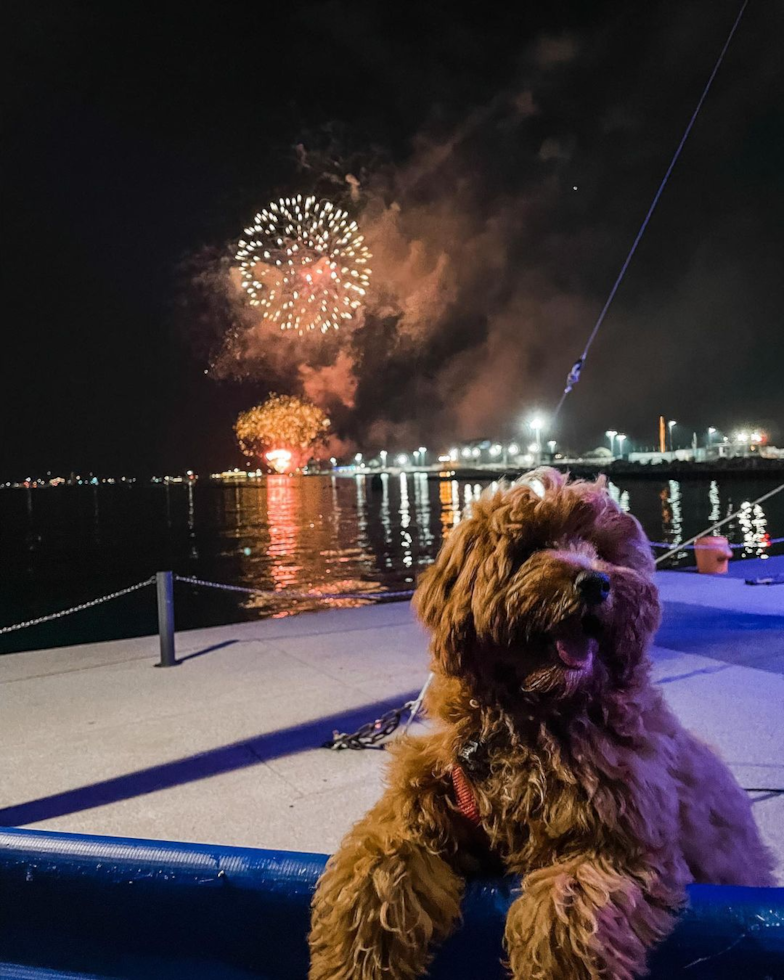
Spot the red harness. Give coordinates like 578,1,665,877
450,764,482,826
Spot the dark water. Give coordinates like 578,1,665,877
1,474,782,654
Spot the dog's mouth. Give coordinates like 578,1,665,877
550,614,603,671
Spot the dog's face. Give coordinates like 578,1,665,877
415,469,661,706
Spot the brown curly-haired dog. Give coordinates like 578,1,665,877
309,470,775,980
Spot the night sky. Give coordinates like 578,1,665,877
4,1,783,478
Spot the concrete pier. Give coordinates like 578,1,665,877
1,560,782,881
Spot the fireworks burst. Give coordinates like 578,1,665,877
235,394,331,472
235,196,371,335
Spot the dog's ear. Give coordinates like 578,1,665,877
594,503,656,576
414,520,478,676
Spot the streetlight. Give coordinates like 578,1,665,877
605,430,618,456
529,416,545,462
418,446,427,467
490,444,502,457
449,448,458,462
380,449,388,468
396,453,409,467
354,452,363,466
547,440,557,456
616,433,626,456
667,420,677,453
461,447,471,459
508,443,520,456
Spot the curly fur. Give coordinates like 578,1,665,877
309,470,775,980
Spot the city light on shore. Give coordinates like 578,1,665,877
11,419,781,492
299,418,781,477
668,420,677,453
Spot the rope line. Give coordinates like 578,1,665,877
554,0,749,421
0,577,155,636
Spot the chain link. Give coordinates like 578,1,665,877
0,577,156,635
174,574,414,603
0,574,411,638
4,528,780,637
323,701,417,750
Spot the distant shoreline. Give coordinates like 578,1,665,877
344,460,784,482
454,459,784,482
4,458,783,489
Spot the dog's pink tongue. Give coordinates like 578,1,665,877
555,634,597,669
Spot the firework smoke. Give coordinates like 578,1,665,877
189,8,779,453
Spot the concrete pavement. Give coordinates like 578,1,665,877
0,567,781,881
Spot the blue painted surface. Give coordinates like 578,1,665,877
723,554,784,579
656,604,784,674
1,828,782,979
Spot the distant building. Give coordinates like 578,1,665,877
628,449,697,464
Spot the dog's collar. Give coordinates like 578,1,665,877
450,764,482,826
450,736,492,828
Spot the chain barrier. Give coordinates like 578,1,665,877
0,574,412,639
0,577,155,636
653,482,784,567
3,527,780,639
650,536,784,551
174,574,415,603
323,700,418,750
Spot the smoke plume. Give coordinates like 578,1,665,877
185,3,783,453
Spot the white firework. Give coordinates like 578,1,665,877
235,195,372,335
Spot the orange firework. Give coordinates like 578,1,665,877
235,394,331,472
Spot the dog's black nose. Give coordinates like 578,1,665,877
576,570,611,605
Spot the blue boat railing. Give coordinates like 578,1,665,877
0,826,782,979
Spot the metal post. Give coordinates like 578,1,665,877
155,571,178,667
